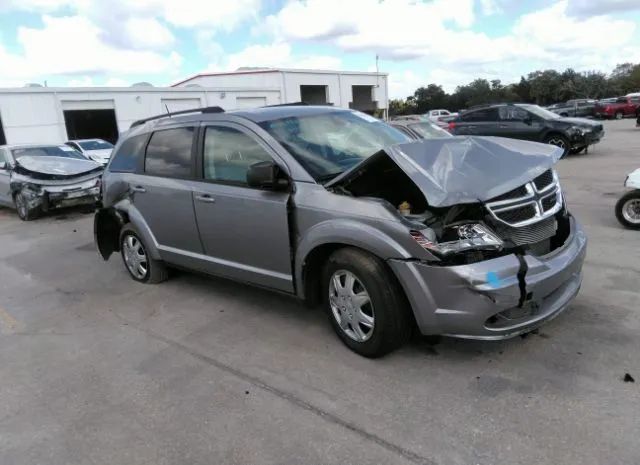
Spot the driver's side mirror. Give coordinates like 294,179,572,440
246,161,289,190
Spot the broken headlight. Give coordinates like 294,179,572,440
411,223,503,256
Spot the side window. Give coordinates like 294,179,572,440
462,108,498,122
0,148,10,169
498,106,529,121
109,134,148,173
203,126,273,185
630,97,640,104
144,127,194,178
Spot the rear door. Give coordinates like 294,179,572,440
496,106,540,141
191,122,293,292
131,126,203,254
0,148,12,206
455,107,499,135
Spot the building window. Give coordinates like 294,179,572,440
300,85,329,105
349,85,377,114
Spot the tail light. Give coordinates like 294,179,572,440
448,121,456,131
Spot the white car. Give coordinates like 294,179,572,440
65,139,114,165
426,109,458,127
616,168,640,229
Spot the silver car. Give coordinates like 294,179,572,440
95,105,587,357
66,139,114,165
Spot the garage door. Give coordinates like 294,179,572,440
235,97,267,109
161,98,202,113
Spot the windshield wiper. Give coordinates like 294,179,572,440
317,171,344,183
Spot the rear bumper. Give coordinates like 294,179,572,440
389,216,587,339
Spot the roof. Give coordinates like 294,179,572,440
172,67,388,87
229,105,353,123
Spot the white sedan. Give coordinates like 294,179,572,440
426,109,458,127
65,139,114,165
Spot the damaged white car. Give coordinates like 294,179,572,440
0,144,103,220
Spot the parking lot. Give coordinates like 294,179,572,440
0,119,638,465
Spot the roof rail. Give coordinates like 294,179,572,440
130,106,225,128
261,102,308,108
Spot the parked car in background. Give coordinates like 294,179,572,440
426,109,453,122
615,168,640,229
0,144,102,220
66,139,114,165
548,99,596,118
390,119,452,139
594,96,640,119
95,105,586,357
450,103,604,157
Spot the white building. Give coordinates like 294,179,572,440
0,68,388,146
174,67,388,116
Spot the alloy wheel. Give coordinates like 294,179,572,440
547,138,566,149
328,270,375,342
122,234,148,279
622,198,640,224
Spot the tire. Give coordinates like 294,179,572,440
569,146,586,155
120,225,168,283
615,111,623,120
544,134,570,158
615,191,640,230
13,191,39,221
323,247,412,357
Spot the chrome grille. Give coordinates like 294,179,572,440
486,169,562,227
493,216,557,246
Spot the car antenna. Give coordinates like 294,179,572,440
164,104,171,117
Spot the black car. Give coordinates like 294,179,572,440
548,99,596,118
450,103,604,156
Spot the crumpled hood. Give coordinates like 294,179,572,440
328,136,562,208
16,155,103,176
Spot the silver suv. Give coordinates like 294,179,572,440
95,105,587,357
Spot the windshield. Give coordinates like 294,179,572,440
259,110,409,181
408,122,452,139
519,104,560,120
11,145,87,161
78,140,113,151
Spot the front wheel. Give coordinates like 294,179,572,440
615,191,640,230
544,134,570,158
323,248,412,357
120,226,168,283
13,191,39,221
569,146,586,155
615,111,623,120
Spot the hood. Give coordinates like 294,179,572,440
327,136,562,208
16,155,103,176
555,117,601,128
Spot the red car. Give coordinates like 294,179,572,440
594,96,640,119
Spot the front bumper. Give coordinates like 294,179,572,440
21,178,100,211
389,216,587,339
570,130,603,149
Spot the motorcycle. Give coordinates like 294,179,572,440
615,168,640,229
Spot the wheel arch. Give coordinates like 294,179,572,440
295,220,414,305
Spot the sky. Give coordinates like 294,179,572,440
0,0,639,98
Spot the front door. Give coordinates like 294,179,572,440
192,123,293,292
132,126,203,254
0,149,12,207
496,106,541,141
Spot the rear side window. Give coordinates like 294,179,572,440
109,134,147,173
461,108,498,122
144,127,194,178
498,106,529,121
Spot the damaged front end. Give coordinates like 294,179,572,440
11,163,102,213
327,136,587,338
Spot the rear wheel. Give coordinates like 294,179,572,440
120,225,168,283
615,191,640,230
13,191,39,221
544,134,570,158
323,248,412,357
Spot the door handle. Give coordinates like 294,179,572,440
195,194,215,203
130,185,146,193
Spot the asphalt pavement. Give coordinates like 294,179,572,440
0,119,639,465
